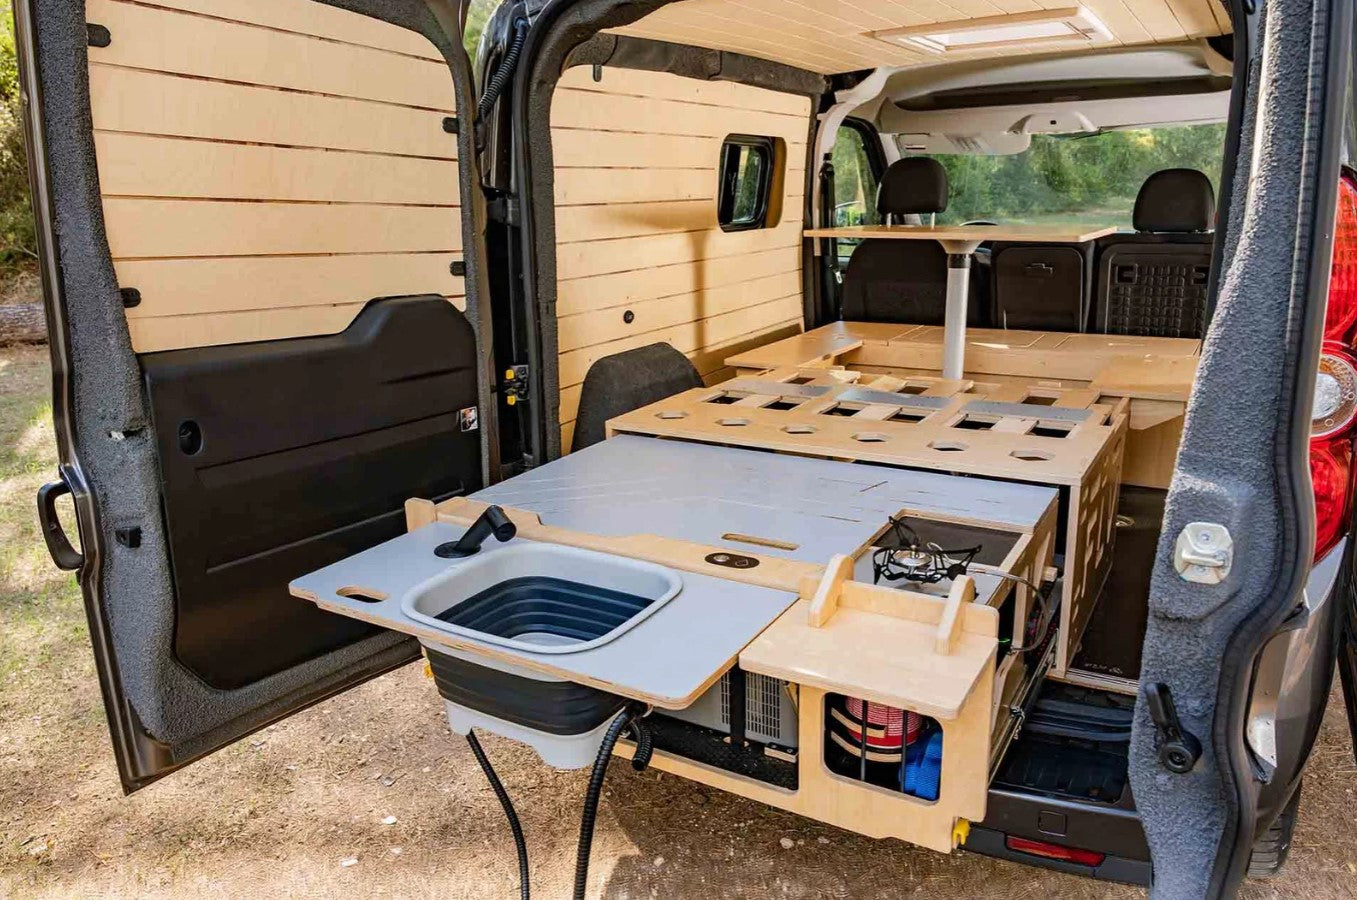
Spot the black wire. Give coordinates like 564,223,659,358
477,18,528,121
574,705,650,900
466,730,530,900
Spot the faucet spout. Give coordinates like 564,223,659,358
435,505,517,558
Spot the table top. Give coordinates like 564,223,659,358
802,224,1119,243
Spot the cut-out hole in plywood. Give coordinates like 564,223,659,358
1010,449,1055,462
782,423,818,434
822,403,865,417
952,415,998,431
890,410,928,424
1031,422,1075,439
898,383,929,395
718,417,751,427
1023,393,1058,406
766,399,803,411
786,375,816,385
929,440,968,452
337,586,386,603
853,432,888,443
722,532,800,551
656,410,689,420
706,392,745,405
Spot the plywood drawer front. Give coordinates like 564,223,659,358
550,65,811,451
88,0,462,353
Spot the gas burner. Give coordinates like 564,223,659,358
871,516,981,586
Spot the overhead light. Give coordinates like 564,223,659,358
869,7,1113,55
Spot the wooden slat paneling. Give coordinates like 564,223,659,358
606,0,1229,75
89,66,456,158
550,66,810,448
88,0,452,108
88,0,463,352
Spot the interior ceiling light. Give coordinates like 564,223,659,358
869,7,1114,55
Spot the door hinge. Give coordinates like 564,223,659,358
1173,521,1233,584
502,364,530,407
1144,682,1202,774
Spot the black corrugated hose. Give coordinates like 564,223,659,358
466,730,530,900
476,18,528,122
573,705,653,900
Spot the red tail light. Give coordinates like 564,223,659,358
1004,836,1106,867
1311,172,1357,559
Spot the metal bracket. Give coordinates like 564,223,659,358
1173,521,1233,584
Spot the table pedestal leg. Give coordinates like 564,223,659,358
942,253,972,380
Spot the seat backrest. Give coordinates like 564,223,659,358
1095,168,1216,338
571,342,702,452
990,241,1093,332
840,158,987,325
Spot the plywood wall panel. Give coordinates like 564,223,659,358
88,0,452,108
89,66,456,158
550,66,811,449
92,133,459,205
88,0,462,352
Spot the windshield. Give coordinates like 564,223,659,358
900,123,1227,228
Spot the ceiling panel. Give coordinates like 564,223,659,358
606,0,1230,75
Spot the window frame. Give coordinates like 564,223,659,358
717,134,776,232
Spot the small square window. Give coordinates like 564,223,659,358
718,135,778,231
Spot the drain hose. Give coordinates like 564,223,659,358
466,730,530,900
573,706,652,900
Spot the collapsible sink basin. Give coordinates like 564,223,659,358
402,542,682,654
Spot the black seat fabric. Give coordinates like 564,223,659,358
571,342,702,452
1095,168,1216,339
840,157,988,325
990,241,1093,332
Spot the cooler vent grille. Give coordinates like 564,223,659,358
720,672,789,742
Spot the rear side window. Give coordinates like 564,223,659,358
718,135,777,231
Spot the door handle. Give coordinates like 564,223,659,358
36,470,84,571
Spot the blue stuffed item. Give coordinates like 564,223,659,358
901,730,944,800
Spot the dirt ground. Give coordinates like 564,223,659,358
2,343,1356,899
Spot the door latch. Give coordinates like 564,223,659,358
1174,521,1233,584
1144,682,1202,774
502,364,530,406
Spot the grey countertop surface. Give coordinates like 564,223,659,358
292,436,1057,706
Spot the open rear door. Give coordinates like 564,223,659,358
1127,0,1353,894
19,0,496,790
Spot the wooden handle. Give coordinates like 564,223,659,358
934,575,976,655
806,554,854,628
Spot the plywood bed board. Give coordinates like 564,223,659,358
88,0,464,352
550,66,813,450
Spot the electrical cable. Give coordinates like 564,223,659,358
466,730,530,900
477,18,527,121
573,705,651,900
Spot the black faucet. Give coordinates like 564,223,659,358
435,505,517,558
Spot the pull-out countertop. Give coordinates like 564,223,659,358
476,435,1057,565
292,436,1057,709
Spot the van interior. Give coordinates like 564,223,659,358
37,0,1281,889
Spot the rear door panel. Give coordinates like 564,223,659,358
21,0,488,789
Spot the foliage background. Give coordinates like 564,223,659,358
833,124,1227,228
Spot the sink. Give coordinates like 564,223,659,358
402,541,682,655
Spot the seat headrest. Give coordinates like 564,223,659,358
1133,168,1215,233
877,157,948,218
